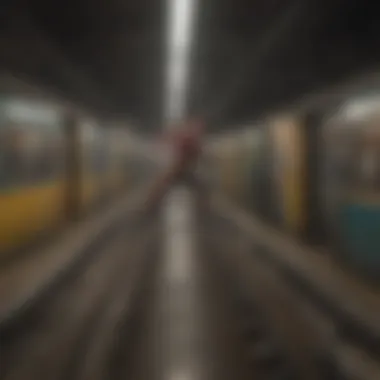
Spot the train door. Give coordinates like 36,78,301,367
302,111,327,245
92,127,108,203
320,119,355,249
254,123,273,221
340,122,380,276
0,99,66,252
268,116,306,236
268,119,286,226
245,128,263,213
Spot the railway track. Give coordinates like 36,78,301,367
201,216,304,380
0,215,159,380
1,203,378,380
205,212,380,380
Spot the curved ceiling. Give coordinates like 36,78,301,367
0,0,380,132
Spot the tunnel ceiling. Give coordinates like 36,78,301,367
1,0,380,132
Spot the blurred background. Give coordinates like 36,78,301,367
0,1,380,379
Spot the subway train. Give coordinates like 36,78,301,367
321,103,380,278
211,93,380,281
0,81,135,259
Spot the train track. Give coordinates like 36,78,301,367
1,201,378,380
0,215,159,380
205,212,380,380
201,216,305,380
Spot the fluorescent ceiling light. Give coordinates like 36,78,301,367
342,95,380,122
165,0,198,125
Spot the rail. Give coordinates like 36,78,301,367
212,195,380,379
0,180,154,331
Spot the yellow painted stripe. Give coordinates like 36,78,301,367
0,171,131,255
0,180,65,253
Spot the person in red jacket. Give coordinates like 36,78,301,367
145,119,206,211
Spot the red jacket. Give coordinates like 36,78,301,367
165,129,201,164
146,126,203,209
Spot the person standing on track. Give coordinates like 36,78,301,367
144,118,207,212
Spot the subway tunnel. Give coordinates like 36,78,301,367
0,1,380,379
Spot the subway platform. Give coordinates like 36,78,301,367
0,187,379,380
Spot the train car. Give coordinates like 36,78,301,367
210,114,317,241
209,128,265,206
77,118,117,209
235,129,259,206
207,80,380,280
262,115,307,236
321,101,380,279
0,97,67,254
215,135,241,200
210,118,307,237
0,79,134,260
78,118,98,209
94,125,112,202
242,126,267,214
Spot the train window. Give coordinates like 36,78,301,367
0,126,64,191
92,144,108,174
0,98,64,190
33,148,52,182
0,127,26,190
345,132,380,193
